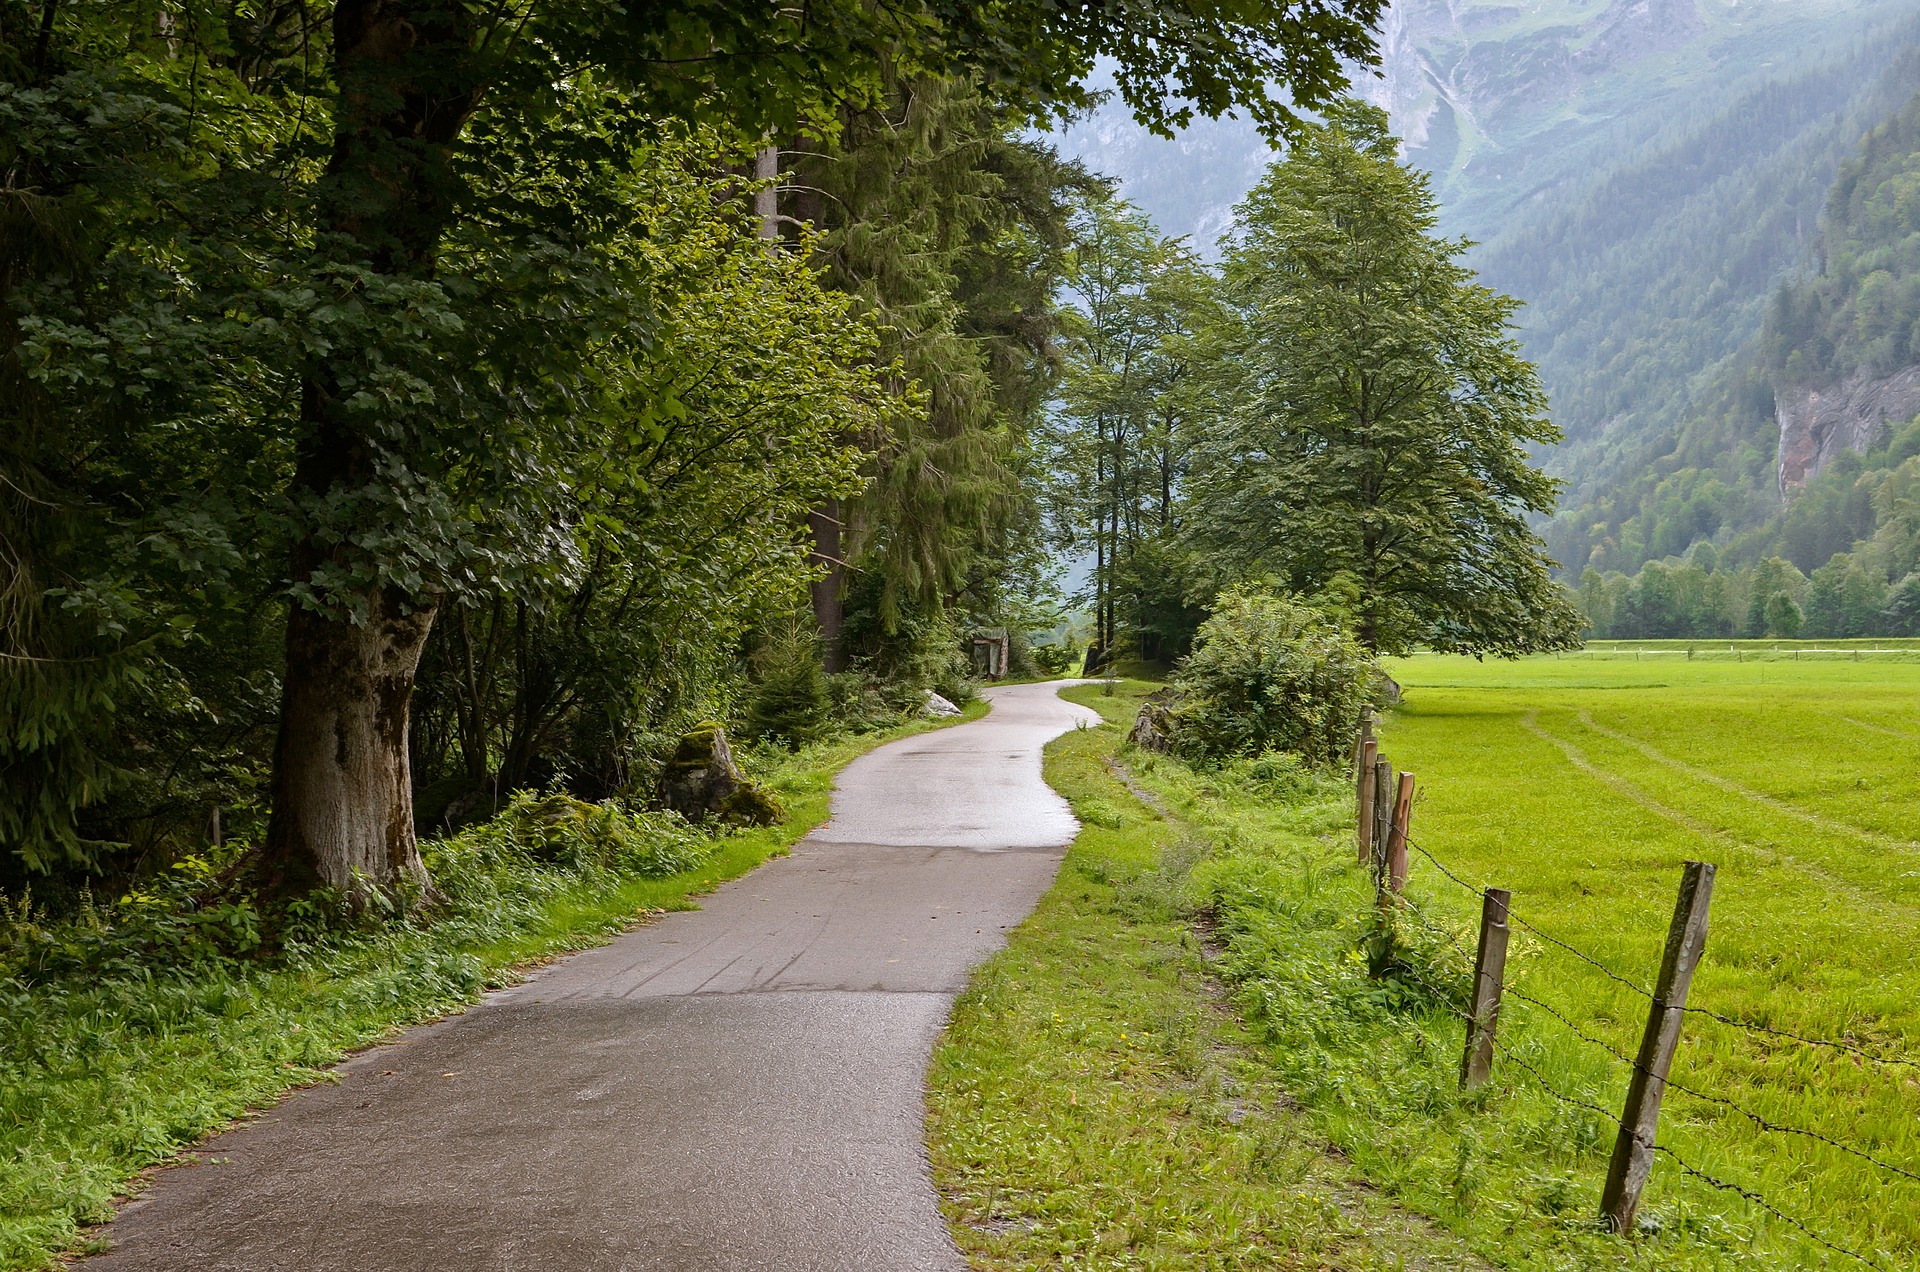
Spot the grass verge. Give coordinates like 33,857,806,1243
927,681,1484,1270
0,704,982,1271
932,679,1872,1271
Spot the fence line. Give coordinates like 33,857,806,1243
1378,912,1894,1271
1564,647,1920,656
1401,836,1920,1074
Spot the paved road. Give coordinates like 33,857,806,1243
90,682,1097,1272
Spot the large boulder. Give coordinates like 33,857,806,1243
660,722,780,826
1129,687,1181,753
924,690,962,718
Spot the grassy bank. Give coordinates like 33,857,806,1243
0,706,980,1271
933,678,1910,1270
927,682,1485,1270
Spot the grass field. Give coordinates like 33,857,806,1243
1375,652,1920,1267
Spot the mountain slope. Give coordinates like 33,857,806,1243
1550,81,1920,581
1052,0,1920,575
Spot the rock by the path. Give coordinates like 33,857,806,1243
1129,687,1181,753
660,722,779,825
924,691,962,718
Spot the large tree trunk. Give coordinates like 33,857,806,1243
268,588,436,896
262,0,482,900
809,503,847,673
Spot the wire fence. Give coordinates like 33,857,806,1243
1557,645,1920,659
1380,943,1888,1268
1371,833,1916,1269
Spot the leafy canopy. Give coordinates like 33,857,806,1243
1189,103,1581,657
624,0,1386,140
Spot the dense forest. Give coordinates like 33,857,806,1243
0,0,1401,904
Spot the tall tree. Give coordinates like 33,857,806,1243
4,0,1386,900
1050,194,1216,667
1189,103,1582,656
266,0,1381,897
778,77,1087,672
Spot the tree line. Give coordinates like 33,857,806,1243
1046,104,1580,668
1578,418,1920,639
0,0,1388,907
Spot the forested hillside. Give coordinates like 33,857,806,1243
1575,89,1920,638
1057,0,1920,639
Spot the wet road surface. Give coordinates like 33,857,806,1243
87,681,1097,1271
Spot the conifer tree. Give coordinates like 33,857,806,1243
779,79,1091,671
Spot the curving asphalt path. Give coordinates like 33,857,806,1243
88,681,1098,1271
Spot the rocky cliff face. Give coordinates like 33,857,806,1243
1775,365,1920,495
1358,0,1705,204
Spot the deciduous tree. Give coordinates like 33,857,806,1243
1189,103,1581,656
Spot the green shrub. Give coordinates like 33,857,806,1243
1216,750,1320,802
840,574,975,706
744,620,832,746
0,858,265,987
434,791,713,878
1030,640,1080,676
1167,588,1378,767
822,672,903,733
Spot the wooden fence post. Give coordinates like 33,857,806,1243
1371,758,1393,887
1384,772,1415,896
1353,713,1374,780
1357,739,1378,864
1600,860,1716,1234
1459,888,1511,1089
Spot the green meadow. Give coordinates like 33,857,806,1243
1376,650,1920,1264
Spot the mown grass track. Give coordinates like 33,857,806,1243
1379,653,1920,1266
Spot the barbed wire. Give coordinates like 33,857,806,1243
1363,797,1909,1266
1388,883,1920,1189
1497,983,1920,1187
1402,837,1661,999
1488,1039,1892,1272
1399,836,1920,1074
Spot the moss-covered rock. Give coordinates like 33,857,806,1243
659,722,779,825
715,782,783,827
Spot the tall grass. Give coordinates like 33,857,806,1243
1053,677,1913,1269
1366,657,1920,1266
